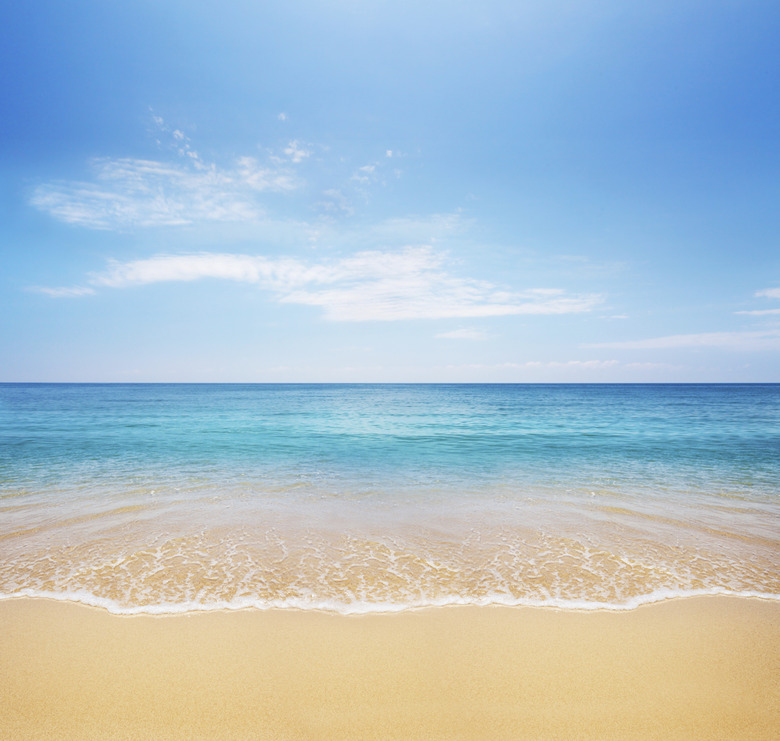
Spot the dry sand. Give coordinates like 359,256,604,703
1,596,778,740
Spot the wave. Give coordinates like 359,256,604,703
2,586,778,616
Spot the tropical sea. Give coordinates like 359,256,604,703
0,383,777,615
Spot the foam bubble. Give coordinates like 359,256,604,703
2,515,778,617
1,586,778,616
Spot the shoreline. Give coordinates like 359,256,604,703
1,595,778,739
3,587,779,616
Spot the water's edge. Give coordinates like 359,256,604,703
3,586,779,617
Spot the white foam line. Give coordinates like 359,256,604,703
1,587,779,616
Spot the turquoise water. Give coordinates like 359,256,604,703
1,383,778,613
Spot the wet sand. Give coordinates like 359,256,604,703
0,596,778,740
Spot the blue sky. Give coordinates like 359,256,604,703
2,0,779,382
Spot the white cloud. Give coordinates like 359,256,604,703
358,213,468,244
294,211,468,249
43,246,604,322
735,308,780,316
348,153,401,190
283,140,310,163
235,157,297,191
277,248,602,321
278,112,288,122
31,151,299,230
449,360,620,370
735,287,780,315
622,362,681,370
32,286,96,298
89,252,331,291
587,329,780,351
149,113,202,163
436,328,487,340
317,189,354,217
518,360,619,369
351,164,377,184
32,124,403,233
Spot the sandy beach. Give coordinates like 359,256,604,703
0,596,778,740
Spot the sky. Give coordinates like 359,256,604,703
1,0,779,382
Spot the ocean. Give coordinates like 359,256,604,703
1,383,777,614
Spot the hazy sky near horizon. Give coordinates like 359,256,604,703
2,0,779,382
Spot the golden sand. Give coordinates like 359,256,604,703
0,596,778,740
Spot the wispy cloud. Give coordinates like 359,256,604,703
736,287,780,315
282,140,310,164
351,164,377,184
277,249,602,321
355,213,467,245
31,119,305,230
32,121,404,234
41,246,604,322
735,308,780,316
30,154,300,230
317,189,354,217
346,151,401,195
587,329,780,351
436,328,487,340
444,360,680,376
89,253,300,289
521,359,619,368
448,360,621,370
32,286,96,298
589,287,780,353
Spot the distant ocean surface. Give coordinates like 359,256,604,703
1,383,778,614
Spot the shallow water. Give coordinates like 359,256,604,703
1,383,778,613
